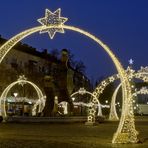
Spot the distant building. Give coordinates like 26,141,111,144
0,36,92,103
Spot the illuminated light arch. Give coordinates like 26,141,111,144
93,74,119,99
93,66,148,101
135,67,148,82
109,83,121,121
131,87,148,114
93,66,148,121
109,74,148,121
133,87,148,96
0,77,45,118
70,88,102,121
0,11,138,143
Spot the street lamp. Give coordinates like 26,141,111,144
13,92,18,114
13,93,18,98
72,97,75,101
105,100,108,104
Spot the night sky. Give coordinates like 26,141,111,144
0,0,148,83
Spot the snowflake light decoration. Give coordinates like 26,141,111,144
37,8,68,39
138,66,148,74
78,87,86,95
109,76,115,82
17,75,27,86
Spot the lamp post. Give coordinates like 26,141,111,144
13,92,18,115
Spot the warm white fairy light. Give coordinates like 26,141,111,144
102,81,107,87
0,8,139,143
138,66,148,73
136,87,148,95
93,75,118,99
109,76,115,82
136,67,148,82
37,8,68,39
129,87,148,113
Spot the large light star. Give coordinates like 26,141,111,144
37,8,68,39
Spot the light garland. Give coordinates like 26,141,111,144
134,87,148,96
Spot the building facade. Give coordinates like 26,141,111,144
0,36,92,116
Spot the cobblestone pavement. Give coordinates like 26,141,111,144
0,116,147,148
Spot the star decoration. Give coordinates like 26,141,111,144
37,8,68,39
18,75,27,81
18,75,27,86
129,59,134,65
78,87,86,95
109,76,115,82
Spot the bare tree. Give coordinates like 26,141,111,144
50,49,60,59
75,60,86,74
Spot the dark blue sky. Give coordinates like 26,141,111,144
0,0,148,82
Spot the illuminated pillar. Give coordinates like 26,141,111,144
109,83,121,121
